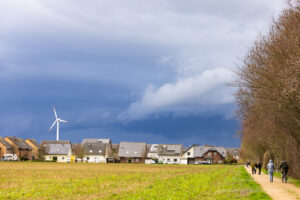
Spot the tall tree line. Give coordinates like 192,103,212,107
236,1,300,178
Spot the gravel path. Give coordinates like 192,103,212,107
245,166,300,200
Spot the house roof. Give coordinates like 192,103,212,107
194,146,226,158
83,143,106,156
148,144,158,153
5,137,32,150
82,138,111,144
118,142,146,158
26,139,40,148
0,137,14,149
225,148,240,156
42,140,71,145
112,144,119,150
157,144,182,156
41,141,71,155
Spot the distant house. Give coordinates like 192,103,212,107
157,144,182,164
41,141,72,162
110,144,120,163
225,148,240,160
118,142,146,163
181,145,226,164
81,138,112,163
4,137,33,160
25,139,40,160
0,137,14,158
145,144,158,164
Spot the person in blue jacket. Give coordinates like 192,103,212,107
267,160,275,182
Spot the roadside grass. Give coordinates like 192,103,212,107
262,169,300,188
0,163,271,200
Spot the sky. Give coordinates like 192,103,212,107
0,0,286,147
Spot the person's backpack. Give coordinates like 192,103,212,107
282,162,288,170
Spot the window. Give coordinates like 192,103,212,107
136,158,139,162
62,157,65,160
174,159,177,162
87,157,90,160
167,158,170,162
208,152,212,156
49,156,52,159
213,152,217,156
187,152,190,156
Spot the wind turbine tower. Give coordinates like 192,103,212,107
49,106,68,141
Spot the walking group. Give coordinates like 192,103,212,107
246,161,262,175
246,160,289,183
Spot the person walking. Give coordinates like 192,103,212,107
246,160,250,168
267,160,275,182
251,161,256,174
257,161,262,175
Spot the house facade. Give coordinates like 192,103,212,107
0,137,14,158
145,144,158,164
118,142,146,163
41,141,72,162
225,148,240,160
182,146,226,164
25,139,40,160
4,137,33,160
81,138,112,163
157,144,182,164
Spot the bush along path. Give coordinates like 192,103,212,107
244,166,300,200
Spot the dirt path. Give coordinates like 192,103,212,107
245,166,300,200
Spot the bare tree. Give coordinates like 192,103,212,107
235,2,300,178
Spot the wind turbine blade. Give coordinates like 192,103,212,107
59,119,68,123
49,120,57,131
53,106,58,119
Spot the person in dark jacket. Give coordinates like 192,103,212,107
279,161,289,183
256,162,262,175
279,161,289,174
246,161,250,168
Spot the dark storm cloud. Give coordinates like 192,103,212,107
0,0,285,146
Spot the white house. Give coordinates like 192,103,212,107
181,145,227,165
145,144,158,164
42,141,72,162
157,144,182,164
82,138,111,163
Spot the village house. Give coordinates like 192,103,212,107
25,139,40,160
157,144,182,164
145,144,158,164
4,136,33,160
0,136,14,158
225,148,240,160
181,145,226,164
110,144,119,163
81,138,112,163
118,142,146,163
41,140,72,162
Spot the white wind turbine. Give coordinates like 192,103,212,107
49,106,68,141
